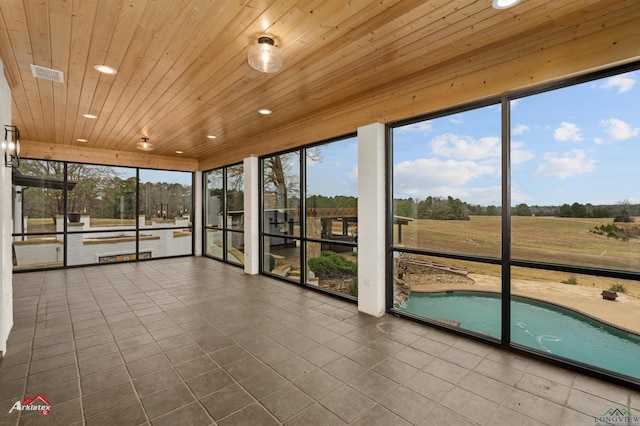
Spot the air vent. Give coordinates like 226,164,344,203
30,64,64,83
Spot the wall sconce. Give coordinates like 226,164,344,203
3,125,20,167
247,36,283,73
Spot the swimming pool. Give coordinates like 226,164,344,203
397,291,640,379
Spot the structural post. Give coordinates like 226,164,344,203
244,156,260,274
193,171,202,256
0,58,14,357
357,123,386,317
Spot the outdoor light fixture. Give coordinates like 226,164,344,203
247,36,283,73
137,137,154,151
492,0,522,9
3,125,20,167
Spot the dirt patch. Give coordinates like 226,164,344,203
402,266,475,288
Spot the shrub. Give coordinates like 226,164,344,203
589,223,624,239
609,284,626,293
561,275,578,285
308,251,357,279
266,254,276,271
347,280,358,297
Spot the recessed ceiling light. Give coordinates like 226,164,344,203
207,135,217,139
492,0,521,9
82,113,97,119
77,138,88,142
175,150,183,154
94,64,117,74
258,109,272,115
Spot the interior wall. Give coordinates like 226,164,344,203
0,58,13,356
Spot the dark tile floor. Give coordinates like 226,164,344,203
1,257,638,425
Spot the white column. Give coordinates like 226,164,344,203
357,123,386,317
0,58,14,357
243,156,260,274
193,171,202,256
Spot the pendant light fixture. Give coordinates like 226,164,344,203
247,36,283,73
137,137,154,151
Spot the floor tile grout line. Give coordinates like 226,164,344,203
78,269,152,425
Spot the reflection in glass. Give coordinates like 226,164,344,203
392,252,501,340
263,152,300,237
511,266,640,380
392,105,501,257
263,236,300,283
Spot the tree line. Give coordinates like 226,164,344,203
395,196,638,222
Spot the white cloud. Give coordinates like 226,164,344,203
511,142,535,165
394,157,499,204
533,149,596,180
396,122,432,134
601,118,640,140
600,73,636,94
554,122,583,142
430,133,500,160
594,137,604,145
510,99,520,109
450,115,463,124
395,158,495,189
512,124,530,136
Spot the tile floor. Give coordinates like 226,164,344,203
1,257,638,425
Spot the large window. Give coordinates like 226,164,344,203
389,64,640,385
391,104,502,340
261,136,358,298
204,163,244,265
12,160,193,270
509,69,640,380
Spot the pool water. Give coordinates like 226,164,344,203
398,292,640,379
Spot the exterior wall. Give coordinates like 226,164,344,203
0,58,13,356
12,216,192,268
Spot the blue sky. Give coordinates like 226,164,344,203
393,70,639,206
306,137,358,197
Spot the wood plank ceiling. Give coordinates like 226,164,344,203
0,0,639,170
